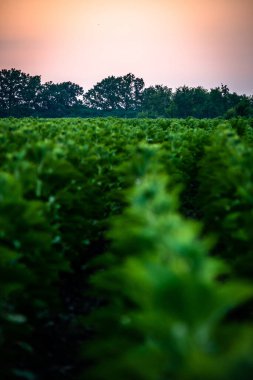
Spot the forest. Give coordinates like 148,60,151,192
0,68,252,118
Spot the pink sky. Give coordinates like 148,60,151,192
0,0,253,94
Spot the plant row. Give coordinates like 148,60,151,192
0,117,253,379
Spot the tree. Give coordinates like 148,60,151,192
0,68,41,116
140,85,172,118
225,96,253,118
0,68,252,119
207,85,242,118
37,81,84,117
83,73,144,115
168,86,209,118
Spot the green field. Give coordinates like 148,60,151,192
1,117,253,379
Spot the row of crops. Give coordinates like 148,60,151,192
1,117,253,379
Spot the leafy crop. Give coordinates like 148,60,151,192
0,117,253,379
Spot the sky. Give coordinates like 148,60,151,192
0,0,253,94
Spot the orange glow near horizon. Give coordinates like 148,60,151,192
0,0,253,94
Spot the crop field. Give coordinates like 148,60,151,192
1,117,253,379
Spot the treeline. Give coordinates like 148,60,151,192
0,68,252,118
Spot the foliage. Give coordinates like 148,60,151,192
0,69,84,118
0,117,253,379
36,81,84,117
83,73,144,114
0,69,41,117
1,69,252,118
197,124,253,278
139,85,172,118
84,149,253,379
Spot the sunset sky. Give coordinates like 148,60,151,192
0,0,252,94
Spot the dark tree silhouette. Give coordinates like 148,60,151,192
0,68,41,116
37,81,84,117
83,73,144,115
0,68,252,118
140,85,172,118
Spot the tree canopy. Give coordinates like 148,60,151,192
0,68,252,118
37,81,84,117
0,69,41,116
83,73,144,115
140,85,172,118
